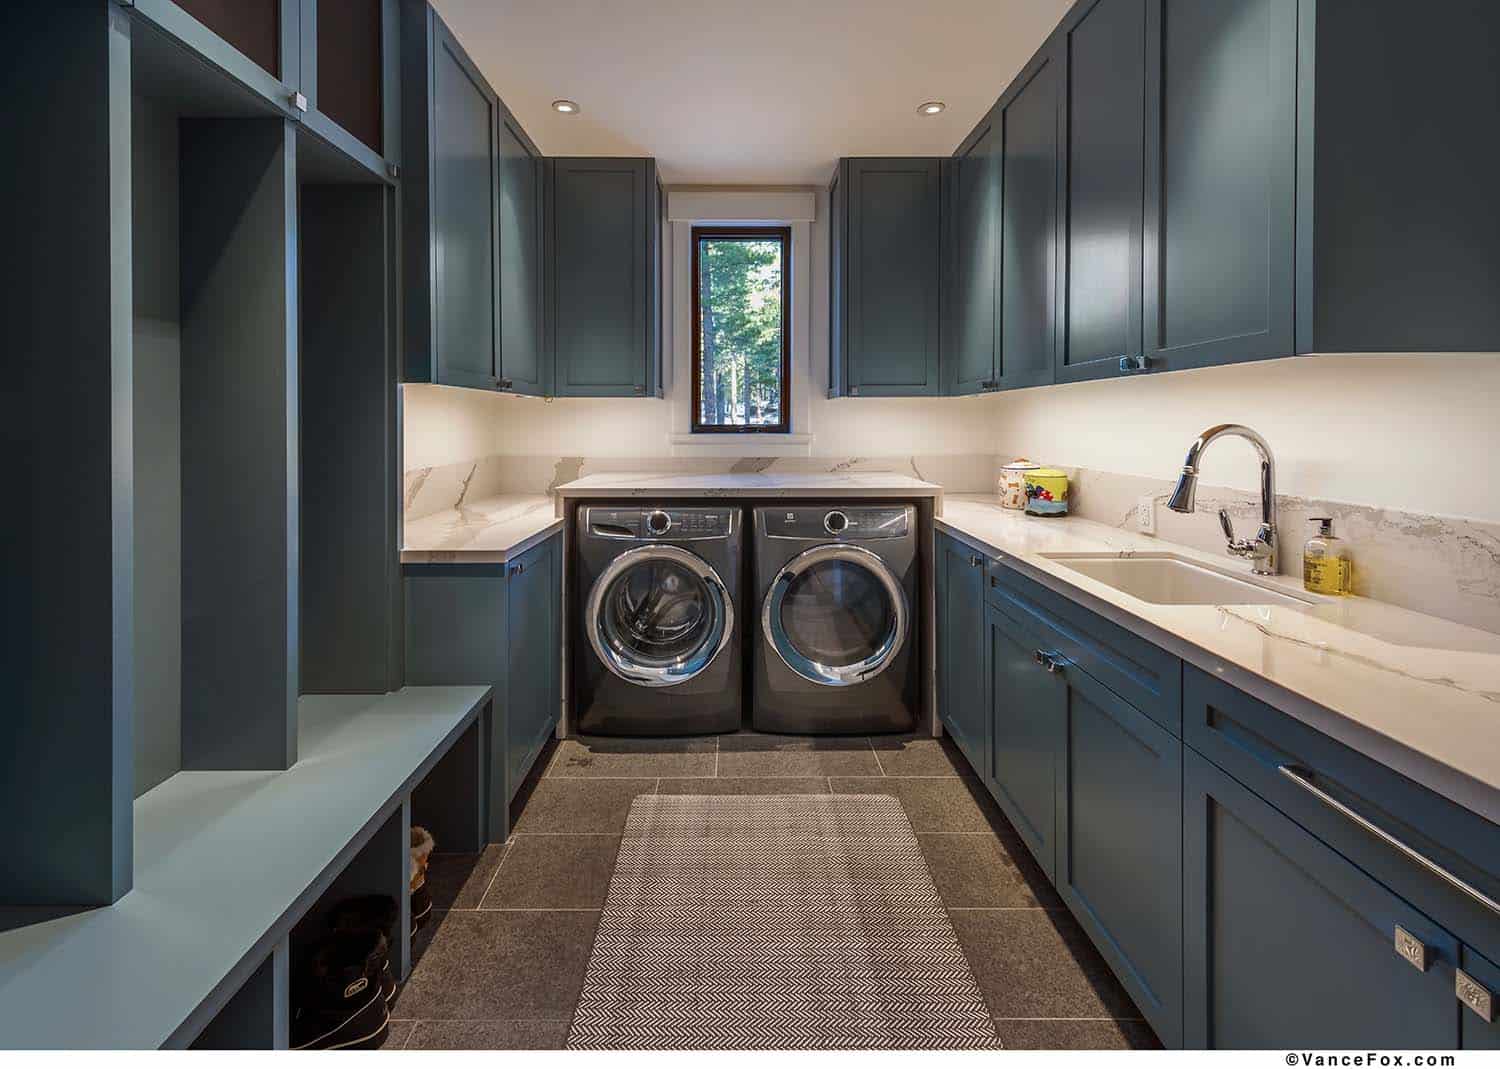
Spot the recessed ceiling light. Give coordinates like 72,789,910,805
552,99,580,115
918,101,946,116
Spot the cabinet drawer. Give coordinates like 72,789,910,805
1185,665,1500,958
1185,748,1459,1049
986,559,1181,734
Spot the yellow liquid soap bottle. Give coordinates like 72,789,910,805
1303,517,1353,595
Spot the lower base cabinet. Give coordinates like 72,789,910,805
404,532,561,841
1057,661,1183,1046
938,539,1500,1049
986,601,1063,882
1184,749,1459,1048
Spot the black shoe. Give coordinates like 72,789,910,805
327,894,400,1005
410,881,433,934
291,930,392,1050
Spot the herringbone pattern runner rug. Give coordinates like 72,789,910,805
566,794,999,1049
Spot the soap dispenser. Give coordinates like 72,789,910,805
1303,517,1352,595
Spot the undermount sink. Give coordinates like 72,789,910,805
1040,553,1316,608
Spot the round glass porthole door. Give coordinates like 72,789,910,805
762,544,909,687
587,545,733,688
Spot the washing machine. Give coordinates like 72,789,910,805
573,504,743,736
752,504,918,734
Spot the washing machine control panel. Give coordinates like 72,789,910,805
765,506,912,540
584,507,734,540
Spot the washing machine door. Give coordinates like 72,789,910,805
586,544,735,688
762,543,909,687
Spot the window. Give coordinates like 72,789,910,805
691,226,791,433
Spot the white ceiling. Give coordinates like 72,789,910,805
429,0,1072,186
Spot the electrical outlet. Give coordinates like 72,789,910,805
1137,495,1156,535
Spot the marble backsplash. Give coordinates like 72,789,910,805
402,453,1003,522
1059,466,1500,634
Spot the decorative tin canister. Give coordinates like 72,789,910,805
1023,468,1070,516
998,458,1041,510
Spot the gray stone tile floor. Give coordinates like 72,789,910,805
385,732,1160,1050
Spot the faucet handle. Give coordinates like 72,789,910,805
1218,508,1236,542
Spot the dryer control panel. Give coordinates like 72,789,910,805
583,506,735,540
763,506,912,540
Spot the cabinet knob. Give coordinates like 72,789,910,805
1394,925,1430,972
1118,354,1151,373
968,555,982,568
1033,650,1065,674
497,377,513,390
633,384,646,395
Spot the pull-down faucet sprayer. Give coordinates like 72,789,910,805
1167,424,1278,576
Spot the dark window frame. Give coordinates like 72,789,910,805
690,225,792,434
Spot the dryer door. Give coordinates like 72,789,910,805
586,544,735,688
763,543,910,687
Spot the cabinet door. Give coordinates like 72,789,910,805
298,0,399,177
998,50,1060,390
1184,749,1459,1049
1143,0,1296,373
943,113,1001,395
936,535,988,775
134,0,297,114
505,536,559,793
428,17,499,389
986,602,1065,880
845,158,942,396
551,158,651,397
827,164,847,398
1461,946,1500,1048
1056,0,1146,383
497,111,547,395
1057,663,1183,1046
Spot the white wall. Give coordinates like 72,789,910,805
991,353,1500,522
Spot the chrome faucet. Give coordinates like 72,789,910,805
1167,424,1278,575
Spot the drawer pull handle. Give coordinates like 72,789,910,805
968,554,983,568
1394,924,1430,972
1458,969,1495,1021
1278,764,1500,918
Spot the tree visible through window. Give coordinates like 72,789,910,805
691,226,790,433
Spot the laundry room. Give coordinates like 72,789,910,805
9,0,1500,1057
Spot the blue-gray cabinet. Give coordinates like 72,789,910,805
404,532,561,842
935,533,990,773
1054,0,1146,383
985,600,1063,881
1142,0,1297,374
401,5,501,390
1183,748,1458,1048
549,157,664,398
1055,659,1182,1046
130,0,301,120
828,158,943,398
497,107,548,395
936,539,1500,1047
941,111,1001,396
997,48,1060,390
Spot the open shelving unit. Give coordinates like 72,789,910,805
1,2,463,1050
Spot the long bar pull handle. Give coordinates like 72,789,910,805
1278,764,1500,917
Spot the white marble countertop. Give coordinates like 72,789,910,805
401,494,562,564
936,494,1500,824
554,470,944,504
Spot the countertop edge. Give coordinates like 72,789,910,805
934,515,1500,828
400,517,563,565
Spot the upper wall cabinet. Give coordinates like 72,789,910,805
828,158,943,398
941,109,1001,396
548,158,664,398
401,5,501,389
1141,0,1296,374
496,108,549,395
1055,0,1146,383
997,49,1061,391
132,1,401,178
